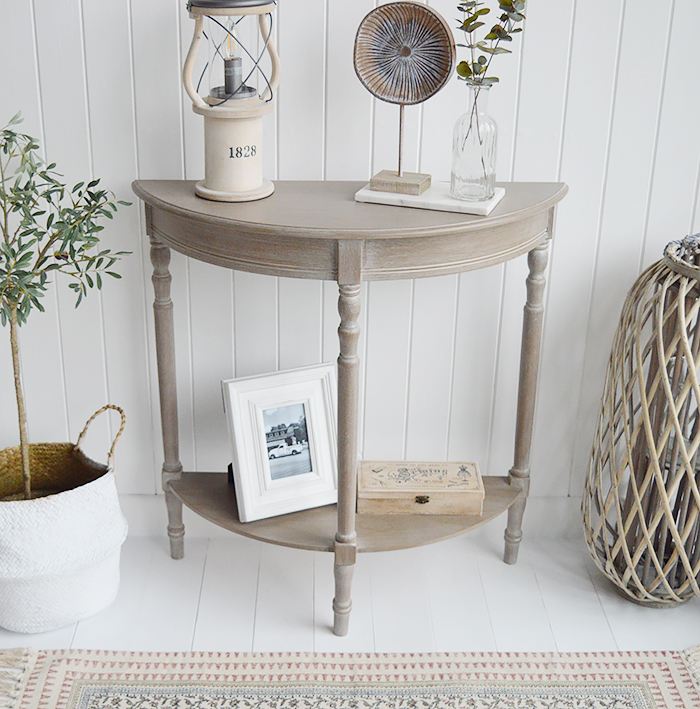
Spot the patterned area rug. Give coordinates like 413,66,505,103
1,647,700,709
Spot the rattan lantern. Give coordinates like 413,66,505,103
583,236,700,606
182,0,280,202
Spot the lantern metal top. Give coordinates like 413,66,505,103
664,235,700,280
187,0,273,8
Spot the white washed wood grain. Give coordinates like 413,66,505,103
82,0,156,493
362,280,413,461
233,272,278,378
366,546,436,653
189,260,234,473
447,266,503,467
278,278,323,371
325,0,375,180
570,0,675,498
192,536,262,652
276,0,326,180
644,0,700,263
405,274,459,461
422,535,498,652
252,544,315,651
532,0,625,498
512,0,574,182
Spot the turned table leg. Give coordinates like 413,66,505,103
504,224,551,565
150,232,185,560
333,242,362,636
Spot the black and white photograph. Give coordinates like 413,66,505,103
222,364,337,522
263,403,312,480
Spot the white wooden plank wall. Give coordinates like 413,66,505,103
1,0,700,520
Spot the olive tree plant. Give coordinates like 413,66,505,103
0,113,129,499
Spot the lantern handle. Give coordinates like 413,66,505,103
259,12,280,101
183,13,208,109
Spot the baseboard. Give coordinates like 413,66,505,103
119,493,584,542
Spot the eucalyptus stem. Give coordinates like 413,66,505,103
455,0,525,87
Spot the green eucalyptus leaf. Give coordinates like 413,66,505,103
456,60,473,77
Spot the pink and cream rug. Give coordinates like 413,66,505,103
2,647,700,709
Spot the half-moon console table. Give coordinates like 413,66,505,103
132,179,568,637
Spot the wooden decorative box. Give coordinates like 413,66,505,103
357,461,484,515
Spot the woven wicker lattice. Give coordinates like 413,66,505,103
583,236,700,606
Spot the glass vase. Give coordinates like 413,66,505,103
450,84,497,201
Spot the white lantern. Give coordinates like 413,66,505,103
183,0,280,202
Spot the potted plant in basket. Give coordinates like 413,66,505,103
450,0,525,202
0,112,130,633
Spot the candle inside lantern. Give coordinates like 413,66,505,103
224,57,243,96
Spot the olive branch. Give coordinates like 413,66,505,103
0,112,130,499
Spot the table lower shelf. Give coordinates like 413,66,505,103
170,472,521,553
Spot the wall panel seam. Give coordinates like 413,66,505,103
637,0,675,274
185,257,197,469
536,0,576,494
556,0,577,182
359,282,370,457
322,0,329,180
692,144,700,236
486,263,507,477
175,0,187,181
78,0,112,438
402,280,416,460
566,0,627,496
444,274,461,459
508,8,526,181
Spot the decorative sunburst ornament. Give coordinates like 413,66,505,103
354,1,455,195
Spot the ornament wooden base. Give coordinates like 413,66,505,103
369,169,431,196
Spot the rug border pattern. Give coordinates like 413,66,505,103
1,648,698,709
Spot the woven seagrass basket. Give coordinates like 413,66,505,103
583,237,700,607
0,405,125,500
0,405,128,633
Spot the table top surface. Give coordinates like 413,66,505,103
133,180,568,241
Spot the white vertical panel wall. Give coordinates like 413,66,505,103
1,0,698,518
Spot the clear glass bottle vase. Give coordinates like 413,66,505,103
450,84,497,201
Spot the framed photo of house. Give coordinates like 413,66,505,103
221,363,337,523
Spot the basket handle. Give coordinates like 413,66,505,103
76,405,126,466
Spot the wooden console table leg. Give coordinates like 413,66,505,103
150,232,185,560
504,223,551,565
333,241,362,636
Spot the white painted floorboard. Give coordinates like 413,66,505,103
0,525,698,653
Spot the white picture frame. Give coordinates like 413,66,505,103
221,363,337,523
